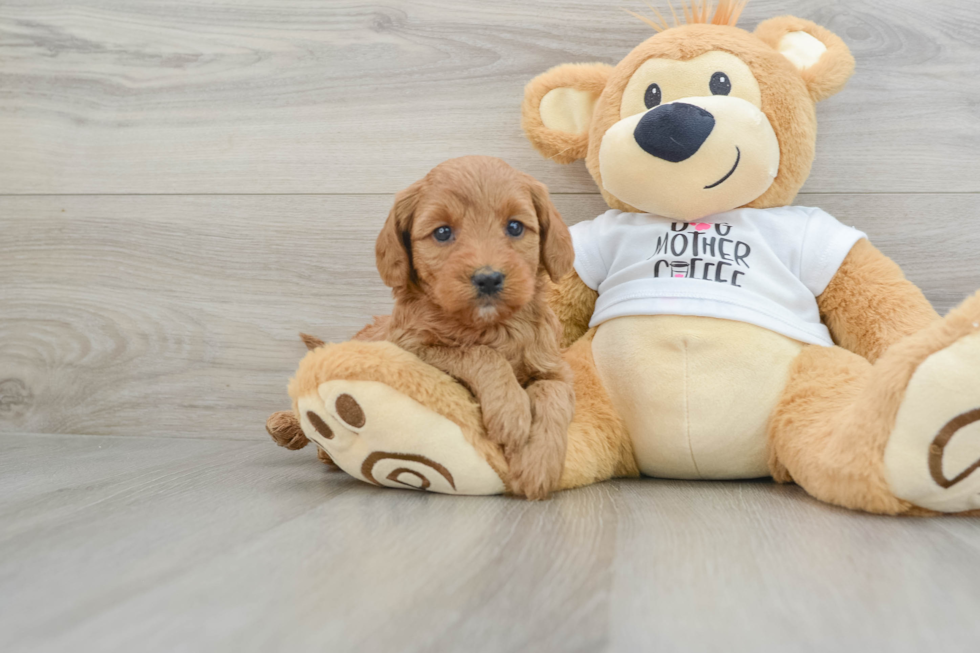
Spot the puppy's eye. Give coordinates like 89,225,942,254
644,83,662,109
432,226,453,242
506,220,525,238
710,72,731,96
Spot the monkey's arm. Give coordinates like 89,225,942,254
817,239,939,363
547,271,598,348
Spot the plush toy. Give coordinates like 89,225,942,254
270,1,980,514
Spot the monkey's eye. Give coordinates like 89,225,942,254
433,225,453,242
506,220,525,237
710,72,731,96
644,83,662,109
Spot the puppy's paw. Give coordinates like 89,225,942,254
507,447,564,501
482,395,532,453
481,378,532,451
505,410,569,500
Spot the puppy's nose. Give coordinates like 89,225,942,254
471,269,505,297
634,102,715,163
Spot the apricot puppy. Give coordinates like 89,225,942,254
268,156,576,498
364,155,576,499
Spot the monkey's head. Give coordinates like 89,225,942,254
522,3,855,221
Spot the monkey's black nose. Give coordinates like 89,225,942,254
472,269,505,296
634,102,715,163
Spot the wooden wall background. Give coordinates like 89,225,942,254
2,0,979,441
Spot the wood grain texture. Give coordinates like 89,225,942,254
1,433,978,653
2,193,978,440
3,3,979,649
2,0,980,194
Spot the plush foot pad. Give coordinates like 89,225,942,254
295,379,505,495
885,330,980,512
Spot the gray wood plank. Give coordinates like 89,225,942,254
607,481,980,652
1,433,978,653
1,0,979,194
2,193,978,440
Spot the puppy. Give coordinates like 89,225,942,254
370,156,576,498
268,156,576,499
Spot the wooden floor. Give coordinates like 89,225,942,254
3,433,980,653
2,1,980,651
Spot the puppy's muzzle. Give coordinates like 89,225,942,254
634,102,716,163
471,268,505,297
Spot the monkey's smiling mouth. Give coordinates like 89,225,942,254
704,147,741,190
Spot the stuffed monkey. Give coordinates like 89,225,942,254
270,3,980,514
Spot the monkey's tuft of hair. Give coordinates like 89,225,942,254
625,1,749,33
300,332,326,351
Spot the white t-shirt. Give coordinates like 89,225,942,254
570,207,866,346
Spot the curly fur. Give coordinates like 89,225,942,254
281,157,577,499
371,156,576,499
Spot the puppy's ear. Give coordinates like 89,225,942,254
528,180,574,282
755,16,855,102
522,63,612,164
376,180,423,288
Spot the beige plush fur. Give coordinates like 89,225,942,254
754,16,856,102
522,22,839,216
524,9,978,511
556,329,640,489
546,272,598,348
270,6,980,513
817,239,939,362
593,315,801,480
521,63,613,164
284,332,639,493
288,340,510,482
769,290,980,514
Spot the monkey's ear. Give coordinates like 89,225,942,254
755,16,855,102
522,63,612,164
376,180,423,289
527,178,574,282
